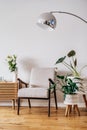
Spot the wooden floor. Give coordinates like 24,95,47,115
0,106,87,130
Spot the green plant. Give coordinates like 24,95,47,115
55,50,87,77
56,75,85,98
57,75,79,95
49,74,84,94
6,55,17,72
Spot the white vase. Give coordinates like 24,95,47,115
64,94,79,105
12,71,18,82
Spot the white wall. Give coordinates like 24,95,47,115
0,0,87,106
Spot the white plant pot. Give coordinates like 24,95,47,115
64,94,79,105
12,71,17,82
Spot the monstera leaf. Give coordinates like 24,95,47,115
57,75,65,79
67,50,76,57
56,56,66,64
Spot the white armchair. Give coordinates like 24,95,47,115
17,68,58,116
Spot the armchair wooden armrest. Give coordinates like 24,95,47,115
17,78,29,89
48,78,56,90
49,78,55,85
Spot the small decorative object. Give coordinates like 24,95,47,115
6,55,17,82
55,50,87,78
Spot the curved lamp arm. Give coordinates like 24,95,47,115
50,11,87,23
37,11,87,30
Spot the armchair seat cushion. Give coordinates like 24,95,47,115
18,87,49,98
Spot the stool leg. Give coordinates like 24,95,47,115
65,105,72,116
74,105,80,116
65,104,80,116
65,105,69,116
69,105,72,114
68,105,72,116
73,105,75,111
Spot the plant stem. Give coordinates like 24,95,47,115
80,65,87,75
63,61,80,77
63,62,74,72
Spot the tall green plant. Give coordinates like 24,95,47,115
55,50,87,77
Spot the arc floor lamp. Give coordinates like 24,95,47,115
37,11,87,30
37,11,87,109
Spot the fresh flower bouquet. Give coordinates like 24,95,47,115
6,55,17,72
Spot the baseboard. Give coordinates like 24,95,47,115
0,101,86,108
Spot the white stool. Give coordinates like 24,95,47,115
65,104,80,116
64,94,80,116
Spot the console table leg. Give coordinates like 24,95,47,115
12,99,15,109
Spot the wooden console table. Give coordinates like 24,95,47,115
0,82,18,109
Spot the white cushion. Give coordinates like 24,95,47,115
30,68,54,88
18,87,48,98
18,68,55,98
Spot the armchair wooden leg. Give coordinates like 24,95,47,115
28,99,31,108
48,98,50,117
83,94,87,109
17,98,20,115
54,89,58,110
48,90,51,117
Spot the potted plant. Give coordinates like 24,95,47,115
6,55,17,72
6,55,18,82
56,75,84,104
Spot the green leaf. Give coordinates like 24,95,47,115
67,50,76,57
57,75,65,79
74,58,77,67
55,56,66,64
49,84,56,90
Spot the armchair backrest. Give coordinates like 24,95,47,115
30,68,55,88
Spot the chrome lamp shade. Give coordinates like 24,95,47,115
37,12,57,31
37,11,87,30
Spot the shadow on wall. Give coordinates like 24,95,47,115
56,69,71,75
19,58,39,71
18,57,39,82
